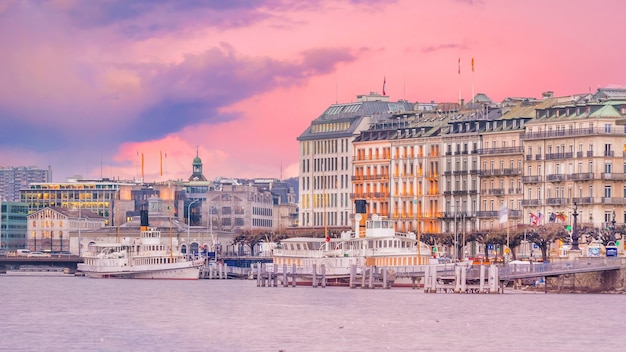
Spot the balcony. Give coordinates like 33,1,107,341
476,211,499,218
546,174,566,182
508,188,522,194
568,172,594,181
604,150,614,157
522,175,542,183
520,126,626,140
546,198,569,206
545,152,573,160
352,174,390,181
452,190,469,196
522,199,542,206
601,173,626,181
476,146,524,155
572,197,594,205
602,198,626,205
488,189,505,196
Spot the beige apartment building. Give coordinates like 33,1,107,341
521,89,626,231
300,87,626,257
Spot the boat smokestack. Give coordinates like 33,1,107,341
354,200,367,238
140,209,149,231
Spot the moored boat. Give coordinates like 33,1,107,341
271,214,434,286
77,210,203,279
4,265,72,277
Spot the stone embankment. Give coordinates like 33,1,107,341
521,259,626,294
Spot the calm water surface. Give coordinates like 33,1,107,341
0,275,623,352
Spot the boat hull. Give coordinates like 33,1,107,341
78,261,202,280
80,265,201,280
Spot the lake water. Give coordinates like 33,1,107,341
0,276,623,352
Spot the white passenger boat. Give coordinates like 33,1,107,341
78,210,203,280
271,214,433,286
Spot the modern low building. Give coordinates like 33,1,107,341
0,201,29,250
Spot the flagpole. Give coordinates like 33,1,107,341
458,57,461,106
471,57,475,106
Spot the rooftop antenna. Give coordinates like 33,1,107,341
457,56,462,107
335,75,338,104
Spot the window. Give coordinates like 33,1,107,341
604,186,612,199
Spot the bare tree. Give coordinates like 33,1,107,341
526,224,569,262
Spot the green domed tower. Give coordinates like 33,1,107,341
188,146,207,181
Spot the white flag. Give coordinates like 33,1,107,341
499,205,508,224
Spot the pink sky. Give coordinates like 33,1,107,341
1,0,625,183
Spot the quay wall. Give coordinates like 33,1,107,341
543,258,626,293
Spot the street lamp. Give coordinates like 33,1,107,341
78,203,82,257
208,205,217,260
571,201,580,250
187,199,199,254
452,203,458,261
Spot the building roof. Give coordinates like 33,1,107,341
297,94,414,141
30,206,106,220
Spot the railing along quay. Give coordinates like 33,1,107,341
252,258,624,293
497,258,622,280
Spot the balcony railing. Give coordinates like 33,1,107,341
568,172,594,181
572,197,594,205
522,175,542,183
520,127,626,140
545,152,573,160
546,174,566,182
522,199,542,206
602,198,626,205
601,173,626,181
476,146,524,155
546,198,569,206
476,211,499,218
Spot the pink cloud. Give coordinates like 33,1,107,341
2,0,626,182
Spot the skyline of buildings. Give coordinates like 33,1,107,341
2,86,626,257
297,88,626,252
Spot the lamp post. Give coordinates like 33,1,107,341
461,211,466,261
78,202,82,257
208,205,216,260
452,204,458,261
611,210,616,237
187,199,198,254
571,201,579,250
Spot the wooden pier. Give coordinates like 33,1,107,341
253,262,502,292
199,262,229,279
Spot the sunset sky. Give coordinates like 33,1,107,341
1,0,625,183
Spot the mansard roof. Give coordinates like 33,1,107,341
297,96,414,141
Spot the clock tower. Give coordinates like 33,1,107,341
188,146,207,182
